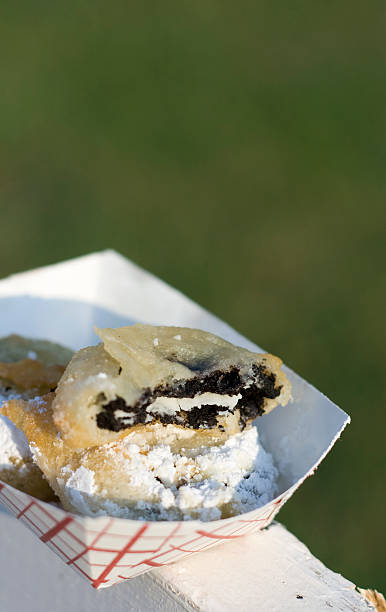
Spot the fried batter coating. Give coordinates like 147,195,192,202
0,360,66,394
0,334,73,365
0,335,73,500
2,395,275,520
0,334,73,394
53,325,291,450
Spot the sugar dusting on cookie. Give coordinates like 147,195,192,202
58,426,278,521
60,465,98,515
0,388,31,468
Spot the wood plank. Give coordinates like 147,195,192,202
0,506,373,611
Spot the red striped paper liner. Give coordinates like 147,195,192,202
0,479,292,589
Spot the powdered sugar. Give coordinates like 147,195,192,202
62,466,98,515
0,388,31,468
59,426,278,521
66,465,97,495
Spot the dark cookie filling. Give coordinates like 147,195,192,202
96,365,281,432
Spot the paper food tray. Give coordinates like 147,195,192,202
0,251,350,589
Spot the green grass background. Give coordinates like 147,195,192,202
1,1,385,592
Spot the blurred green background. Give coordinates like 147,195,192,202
1,1,385,593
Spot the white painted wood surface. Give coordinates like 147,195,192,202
0,505,373,611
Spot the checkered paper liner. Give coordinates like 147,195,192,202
0,478,297,589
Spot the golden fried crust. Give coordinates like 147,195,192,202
0,395,59,501
1,395,71,487
0,360,66,393
0,334,73,396
0,461,55,501
0,334,73,366
0,335,73,500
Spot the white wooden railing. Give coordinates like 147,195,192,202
0,506,375,611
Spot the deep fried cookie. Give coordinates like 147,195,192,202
2,395,278,520
53,325,291,449
0,335,73,500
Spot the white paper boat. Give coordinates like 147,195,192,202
0,251,349,588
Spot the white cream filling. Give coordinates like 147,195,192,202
111,409,138,427
146,392,242,418
105,392,242,427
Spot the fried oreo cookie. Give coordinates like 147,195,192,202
0,334,73,500
52,325,291,450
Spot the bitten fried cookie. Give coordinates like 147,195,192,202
53,325,291,450
0,335,73,500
